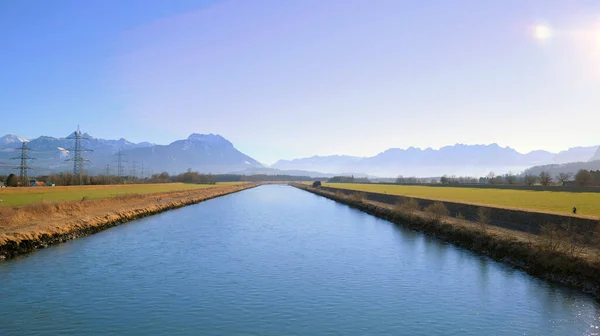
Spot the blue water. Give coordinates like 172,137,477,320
0,185,598,335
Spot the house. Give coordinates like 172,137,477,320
30,180,46,187
0,182,5,188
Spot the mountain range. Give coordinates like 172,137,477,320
1,133,598,177
272,144,599,177
0,133,263,176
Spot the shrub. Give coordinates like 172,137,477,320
561,221,586,258
395,198,419,215
350,192,367,203
424,201,449,222
476,207,491,231
312,181,322,188
540,223,563,252
335,191,347,199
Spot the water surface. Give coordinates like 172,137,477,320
1,185,599,335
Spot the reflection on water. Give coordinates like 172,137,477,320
0,185,598,336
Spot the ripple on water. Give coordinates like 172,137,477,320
0,185,599,336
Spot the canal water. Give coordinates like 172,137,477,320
0,185,598,335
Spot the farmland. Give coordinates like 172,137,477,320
319,183,600,217
0,182,246,207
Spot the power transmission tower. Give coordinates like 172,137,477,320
140,163,145,180
105,164,111,175
131,161,137,182
115,149,127,177
66,125,93,185
10,141,35,186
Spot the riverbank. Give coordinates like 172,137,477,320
0,183,259,259
293,184,600,300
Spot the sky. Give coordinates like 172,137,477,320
1,0,600,165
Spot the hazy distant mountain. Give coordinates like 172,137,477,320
523,161,600,176
120,133,263,174
0,134,28,148
272,155,363,173
589,147,600,162
273,144,600,177
0,133,262,175
553,146,599,164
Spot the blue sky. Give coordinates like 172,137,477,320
2,0,600,164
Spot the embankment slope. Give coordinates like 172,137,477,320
0,183,258,259
293,183,600,300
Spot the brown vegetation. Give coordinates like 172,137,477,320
295,183,600,299
0,183,258,258
424,201,449,222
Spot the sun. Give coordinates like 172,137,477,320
533,24,552,40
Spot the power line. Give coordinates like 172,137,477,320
10,141,35,185
66,125,93,184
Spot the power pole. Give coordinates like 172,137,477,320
115,149,127,177
66,126,92,185
10,141,35,186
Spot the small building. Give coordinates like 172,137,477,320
0,182,5,188
30,180,46,187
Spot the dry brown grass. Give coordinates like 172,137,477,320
0,184,258,246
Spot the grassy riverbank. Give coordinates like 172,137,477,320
294,184,600,299
317,182,600,217
0,182,245,207
0,183,258,259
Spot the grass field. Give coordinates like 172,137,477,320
0,182,246,207
320,183,600,217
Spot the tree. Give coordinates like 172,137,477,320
505,172,517,184
440,175,449,184
539,171,552,186
575,169,592,187
524,174,537,186
6,173,18,187
556,172,573,186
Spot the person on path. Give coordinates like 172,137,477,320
572,207,577,214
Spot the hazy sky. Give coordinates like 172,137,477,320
2,0,600,164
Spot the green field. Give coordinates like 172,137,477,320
0,182,245,207
321,183,600,217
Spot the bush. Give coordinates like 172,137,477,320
312,181,322,188
424,201,449,222
350,192,367,203
476,207,491,231
540,223,563,252
395,198,419,215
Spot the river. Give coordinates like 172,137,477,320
0,185,598,335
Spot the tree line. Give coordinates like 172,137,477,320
0,170,319,187
429,169,600,187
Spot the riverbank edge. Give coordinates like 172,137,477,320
0,183,260,260
292,184,600,300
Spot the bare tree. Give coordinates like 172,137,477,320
555,172,573,186
539,171,552,186
505,172,517,184
575,169,592,187
487,172,500,184
524,174,537,186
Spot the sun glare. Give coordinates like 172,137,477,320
533,24,552,40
